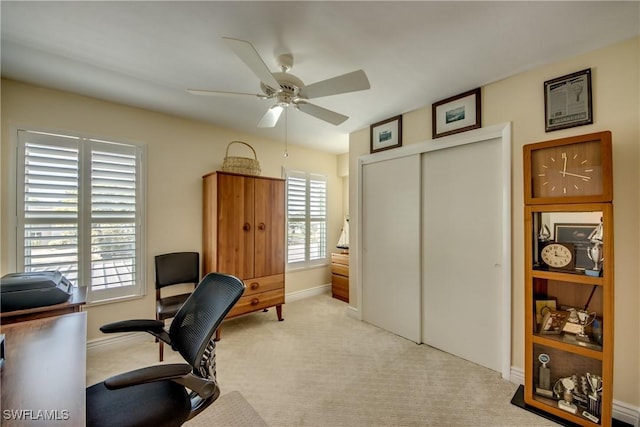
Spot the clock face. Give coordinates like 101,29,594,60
541,243,574,269
531,139,602,199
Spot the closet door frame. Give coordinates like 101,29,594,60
356,122,512,379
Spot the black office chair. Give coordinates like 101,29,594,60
155,252,200,361
86,272,245,427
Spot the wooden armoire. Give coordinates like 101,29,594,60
202,171,285,327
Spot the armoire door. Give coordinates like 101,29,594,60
217,173,255,279
254,177,285,278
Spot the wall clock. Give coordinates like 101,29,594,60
524,131,612,204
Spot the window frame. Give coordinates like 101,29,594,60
284,169,329,270
11,128,147,304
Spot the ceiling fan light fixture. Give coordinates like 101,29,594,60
190,37,370,128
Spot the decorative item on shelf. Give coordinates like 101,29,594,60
535,299,556,325
336,216,349,254
554,223,599,270
586,217,604,277
575,310,597,343
586,373,603,418
592,318,603,345
555,377,578,414
432,87,481,139
562,308,583,335
539,309,569,334
535,353,553,398
540,242,575,271
536,224,552,267
370,115,402,153
544,68,593,132
221,141,261,176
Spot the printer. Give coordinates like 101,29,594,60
1,271,73,312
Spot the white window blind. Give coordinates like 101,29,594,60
17,130,146,303
285,170,327,267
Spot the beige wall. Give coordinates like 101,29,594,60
350,37,639,407
1,79,341,340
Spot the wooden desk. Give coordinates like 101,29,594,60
1,312,87,426
1,286,87,325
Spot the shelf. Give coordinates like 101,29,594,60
529,393,602,426
533,334,603,358
531,268,604,286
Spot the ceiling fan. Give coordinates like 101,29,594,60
188,37,371,128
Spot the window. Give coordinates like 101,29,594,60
285,170,328,268
15,129,146,303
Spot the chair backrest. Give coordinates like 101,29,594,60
155,252,200,289
169,272,245,369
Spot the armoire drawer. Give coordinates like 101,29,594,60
242,274,284,296
227,288,284,318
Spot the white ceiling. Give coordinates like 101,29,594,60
2,1,639,153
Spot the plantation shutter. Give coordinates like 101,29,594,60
285,170,327,267
17,130,145,303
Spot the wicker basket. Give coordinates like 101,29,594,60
221,141,261,176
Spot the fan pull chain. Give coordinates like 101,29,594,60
283,108,289,158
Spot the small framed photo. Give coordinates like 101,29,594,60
432,88,481,139
554,223,598,270
370,115,402,153
544,68,593,132
539,309,570,335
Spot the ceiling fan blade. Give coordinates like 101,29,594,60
187,89,265,98
299,69,370,99
295,101,348,126
258,105,284,128
223,37,281,92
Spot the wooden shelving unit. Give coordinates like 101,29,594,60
522,132,614,426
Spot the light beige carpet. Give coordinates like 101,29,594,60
87,294,558,426
184,391,268,427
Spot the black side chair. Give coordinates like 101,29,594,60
155,252,200,361
87,272,245,427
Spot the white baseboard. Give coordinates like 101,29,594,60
285,283,330,303
510,366,525,385
346,304,360,320
510,366,639,426
87,331,149,352
613,400,640,427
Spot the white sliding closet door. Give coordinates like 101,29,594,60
362,155,421,343
421,137,503,372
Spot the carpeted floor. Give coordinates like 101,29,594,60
87,293,559,426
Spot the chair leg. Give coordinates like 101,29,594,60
159,341,164,362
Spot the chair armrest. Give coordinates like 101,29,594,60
104,363,192,389
100,319,171,344
100,319,164,334
104,363,219,400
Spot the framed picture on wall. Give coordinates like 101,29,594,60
544,68,593,132
432,88,481,139
370,115,402,153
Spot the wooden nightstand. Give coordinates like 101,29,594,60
331,253,349,303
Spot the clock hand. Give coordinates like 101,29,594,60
560,171,592,180
561,152,567,177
